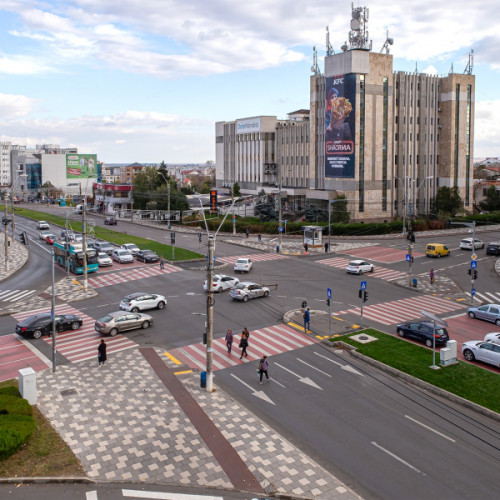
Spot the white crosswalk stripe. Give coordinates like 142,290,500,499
464,291,500,305
168,323,316,371
88,264,182,288
0,289,38,302
317,257,406,282
217,253,289,265
332,295,465,326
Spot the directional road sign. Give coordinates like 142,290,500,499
471,288,476,296
406,254,412,262
327,288,332,299
360,281,367,290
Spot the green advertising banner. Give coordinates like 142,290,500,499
66,154,98,178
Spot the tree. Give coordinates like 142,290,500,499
232,182,241,197
40,181,63,200
431,186,462,216
331,195,350,223
479,185,500,212
255,190,278,221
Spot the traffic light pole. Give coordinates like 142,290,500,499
206,235,215,392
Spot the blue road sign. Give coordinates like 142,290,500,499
327,288,332,299
279,226,283,233
470,261,478,269
360,281,367,290
406,254,412,262
284,220,288,225
471,288,476,296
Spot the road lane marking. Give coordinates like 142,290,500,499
404,415,456,442
122,490,223,499
371,441,425,475
229,373,276,405
164,351,182,365
297,358,332,377
313,351,364,376
274,362,322,389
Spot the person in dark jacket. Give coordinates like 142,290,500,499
225,329,233,353
258,355,270,384
98,339,107,367
239,333,249,360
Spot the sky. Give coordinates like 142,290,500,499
0,0,499,164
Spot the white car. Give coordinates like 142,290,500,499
97,252,112,267
39,230,52,240
462,340,500,368
459,238,485,250
119,292,167,312
346,260,374,275
111,249,134,264
229,282,270,302
484,332,500,343
203,274,240,292
37,220,49,230
121,243,140,255
234,258,253,273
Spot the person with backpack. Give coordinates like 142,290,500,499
258,355,270,384
303,308,310,331
239,333,249,360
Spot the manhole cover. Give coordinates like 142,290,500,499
60,389,77,397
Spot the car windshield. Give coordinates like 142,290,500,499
99,315,113,323
143,250,153,255
121,298,132,304
98,253,108,258
236,259,247,264
349,261,360,266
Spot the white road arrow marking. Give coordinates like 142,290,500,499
230,374,275,405
274,362,323,389
297,358,332,377
313,351,364,376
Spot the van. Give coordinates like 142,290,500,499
425,243,450,258
74,204,83,214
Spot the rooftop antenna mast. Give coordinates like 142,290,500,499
449,62,454,74
379,29,393,54
343,3,372,52
311,46,320,75
326,26,334,56
464,49,474,75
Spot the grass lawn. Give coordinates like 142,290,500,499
0,380,85,478
332,329,500,414
8,206,203,262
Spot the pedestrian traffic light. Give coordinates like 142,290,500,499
472,269,478,280
467,269,471,275
19,232,26,245
170,232,175,244
359,289,362,299
202,333,207,345
326,298,330,306
363,290,368,303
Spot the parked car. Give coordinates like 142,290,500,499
425,243,451,258
86,238,97,249
486,241,500,256
459,238,485,250
39,230,52,240
94,311,153,336
466,303,500,326
112,249,134,264
97,252,112,267
396,321,450,347
104,216,118,225
16,312,83,339
37,220,49,230
121,243,140,255
45,234,57,245
136,249,159,263
346,260,374,274
229,282,270,302
119,292,167,312
60,230,76,241
203,274,240,292
94,241,115,255
73,234,83,242
484,332,500,343
462,340,500,368
234,258,253,273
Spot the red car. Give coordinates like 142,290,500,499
45,234,57,245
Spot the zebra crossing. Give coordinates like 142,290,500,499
12,304,138,364
217,253,289,265
332,295,465,326
465,290,500,305
89,263,182,288
0,289,38,302
168,323,316,371
317,256,406,282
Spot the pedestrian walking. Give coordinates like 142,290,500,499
303,308,310,331
239,333,249,360
304,242,309,254
159,256,165,270
324,242,329,253
225,329,233,353
258,355,270,384
257,233,262,243
245,228,250,238
242,327,250,340
430,268,435,285
198,232,202,243
98,339,107,367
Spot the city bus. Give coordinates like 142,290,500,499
53,241,99,275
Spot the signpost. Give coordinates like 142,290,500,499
421,310,449,370
359,281,367,322
327,288,332,337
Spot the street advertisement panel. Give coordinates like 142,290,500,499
325,73,356,178
66,154,98,178
236,117,261,134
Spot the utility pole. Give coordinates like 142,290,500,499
65,212,69,277
51,248,56,372
232,185,236,235
206,235,215,392
278,183,282,253
167,182,171,229
4,194,9,272
82,191,88,292
328,200,332,253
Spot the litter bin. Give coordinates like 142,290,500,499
200,371,207,388
276,245,280,253
412,278,418,288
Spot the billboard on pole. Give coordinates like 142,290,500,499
66,154,98,179
325,73,356,178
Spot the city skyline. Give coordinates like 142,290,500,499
0,0,499,163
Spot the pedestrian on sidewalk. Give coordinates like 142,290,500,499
245,228,249,238
304,242,309,254
258,355,270,384
257,233,262,243
429,268,435,285
303,308,310,331
198,232,202,243
324,242,329,253
159,256,165,270
239,332,249,360
225,329,233,353
98,339,107,367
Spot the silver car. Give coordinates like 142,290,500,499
120,292,167,312
112,249,134,264
94,311,153,337
203,274,240,292
346,260,374,274
462,341,500,368
97,252,112,267
467,303,500,326
229,282,270,302
121,243,140,255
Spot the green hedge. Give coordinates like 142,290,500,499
0,415,36,460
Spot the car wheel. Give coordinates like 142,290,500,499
425,339,432,347
397,329,405,338
33,329,42,339
496,319,500,326
131,307,139,313
369,267,374,273
71,321,80,330
463,349,475,361
157,301,165,310
358,270,363,275
142,321,150,329
468,312,476,319
263,291,269,297
243,295,249,302
109,328,118,337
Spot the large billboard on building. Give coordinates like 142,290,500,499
236,118,261,134
325,73,356,178
66,154,98,178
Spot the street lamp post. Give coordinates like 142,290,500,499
11,174,28,239
157,171,172,229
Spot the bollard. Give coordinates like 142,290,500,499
200,371,207,388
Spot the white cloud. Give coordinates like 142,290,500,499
475,100,500,157
0,93,38,118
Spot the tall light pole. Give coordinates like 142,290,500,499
157,171,172,229
11,173,28,239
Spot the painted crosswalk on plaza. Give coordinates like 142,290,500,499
89,264,182,288
464,290,500,305
217,253,289,265
12,304,138,364
167,323,316,371
332,295,465,326
317,256,406,282
0,288,38,302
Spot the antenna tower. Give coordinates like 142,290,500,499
464,49,474,75
326,26,334,56
343,3,372,51
311,46,320,75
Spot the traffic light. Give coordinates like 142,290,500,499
472,269,478,280
363,290,368,303
19,232,26,245
210,189,217,214
359,289,362,299
170,232,175,244
467,269,471,275
408,232,415,243
326,298,330,307
202,333,207,345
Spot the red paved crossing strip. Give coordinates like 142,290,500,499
88,264,181,288
332,295,465,326
217,253,289,265
0,334,49,382
11,305,138,364
168,323,316,371
345,245,425,263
